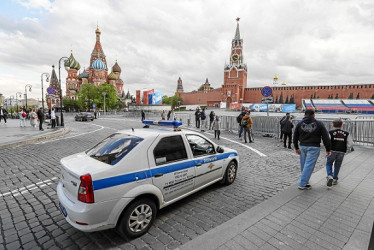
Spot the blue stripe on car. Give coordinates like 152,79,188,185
92,152,237,191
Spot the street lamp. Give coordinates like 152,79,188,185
41,72,50,110
102,92,107,115
24,84,32,110
58,56,70,127
16,92,22,112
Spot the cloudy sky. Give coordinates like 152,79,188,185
1,0,374,101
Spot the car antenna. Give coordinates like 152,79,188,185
132,128,134,133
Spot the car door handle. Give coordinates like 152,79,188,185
154,173,163,178
196,163,202,167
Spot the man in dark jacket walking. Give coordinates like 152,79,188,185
37,107,45,131
293,109,331,190
195,108,201,128
281,114,293,149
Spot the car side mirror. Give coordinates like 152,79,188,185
217,146,224,153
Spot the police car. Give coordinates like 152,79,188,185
57,120,239,238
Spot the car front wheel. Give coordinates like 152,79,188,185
117,198,157,239
224,161,237,185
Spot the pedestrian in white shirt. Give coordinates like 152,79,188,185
51,107,56,128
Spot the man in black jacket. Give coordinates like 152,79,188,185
293,109,331,189
0,106,7,123
37,107,44,131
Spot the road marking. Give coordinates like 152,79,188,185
37,123,107,144
0,177,58,197
186,128,267,157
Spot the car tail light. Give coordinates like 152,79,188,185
78,174,94,203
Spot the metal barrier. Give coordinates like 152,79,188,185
124,111,374,145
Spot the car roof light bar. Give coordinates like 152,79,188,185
142,120,183,127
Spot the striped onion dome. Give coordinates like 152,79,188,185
108,71,117,80
66,52,81,70
78,68,89,79
92,57,106,70
112,61,121,73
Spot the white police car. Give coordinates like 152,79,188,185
57,120,239,238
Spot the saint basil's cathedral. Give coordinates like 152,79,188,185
47,26,124,109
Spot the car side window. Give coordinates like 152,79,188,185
185,134,215,157
153,135,188,166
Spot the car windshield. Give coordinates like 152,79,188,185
86,133,143,165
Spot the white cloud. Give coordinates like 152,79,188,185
1,0,374,101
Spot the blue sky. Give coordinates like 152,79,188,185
0,0,52,20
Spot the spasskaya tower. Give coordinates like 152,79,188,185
222,18,247,107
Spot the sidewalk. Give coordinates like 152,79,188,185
179,146,374,250
0,118,69,150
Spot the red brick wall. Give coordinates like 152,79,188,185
179,88,222,105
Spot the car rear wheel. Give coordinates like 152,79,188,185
117,198,157,239
224,161,237,185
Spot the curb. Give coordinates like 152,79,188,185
0,128,70,151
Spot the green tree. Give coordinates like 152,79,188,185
275,96,278,104
163,94,183,108
356,93,360,99
63,98,78,111
371,94,374,99
285,95,289,104
77,83,96,110
335,93,339,99
348,93,354,99
289,95,295,104
279,92,284,104
96,83,117,110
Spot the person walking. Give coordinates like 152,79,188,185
241,111,253,143
0,106,8,124
161,110,166,120
18,108,26,127
237,110,246,140
209,111,215,130
279,113,290,141
37,107,45,131
212,115,221,140
30,109,37,128
293,109,331,190
195,108,201,128
200,108,207,132
141,110,145,121
50,107,56,128
282,114,293,149
325,119,353,187
167,110,171,120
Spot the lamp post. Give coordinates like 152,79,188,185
41,73,50,110
16,92,22,112
102,92,107,116
24,84,32,110
58,56,70,127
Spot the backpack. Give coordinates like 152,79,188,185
201,112,206,120
237,114,243,123
22,112,26,118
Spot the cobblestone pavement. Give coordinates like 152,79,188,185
0,115,329,250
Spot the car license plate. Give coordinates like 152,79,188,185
59,202,67,217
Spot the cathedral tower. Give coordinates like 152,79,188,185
222,18,247,107
89,26,108,84
176,77,184,94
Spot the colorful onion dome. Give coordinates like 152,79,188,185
112,60,121,73
66,52,81,70
78,68,89,79
92,57,106,70
108,71,117,80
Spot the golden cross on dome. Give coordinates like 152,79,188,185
236,17,240,22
